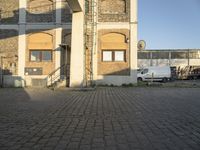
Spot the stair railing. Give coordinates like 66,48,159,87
47,64,67,87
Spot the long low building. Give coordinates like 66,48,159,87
138,49,200,68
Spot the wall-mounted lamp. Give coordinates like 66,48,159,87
126,38,129,43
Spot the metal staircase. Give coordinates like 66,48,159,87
84,0,97,87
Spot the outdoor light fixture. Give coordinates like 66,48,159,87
126,38,129,43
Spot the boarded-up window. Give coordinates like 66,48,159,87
28,33,53,49
101,33,127,50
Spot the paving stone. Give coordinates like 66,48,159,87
1,87,200,150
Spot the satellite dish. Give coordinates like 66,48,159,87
138,40,146,51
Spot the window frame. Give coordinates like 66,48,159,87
114,50,126,62
30,50,52,62
102,50,126,62
102,50,113,62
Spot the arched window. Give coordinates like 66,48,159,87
28,33,53,62
100,0,126,14
28,33,53,48
101,33,127,49
101,33,127,62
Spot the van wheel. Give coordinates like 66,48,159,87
137,77,143,82
162,77,168,83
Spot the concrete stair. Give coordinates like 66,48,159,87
48,78,66,90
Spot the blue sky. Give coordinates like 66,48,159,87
138,0,200,49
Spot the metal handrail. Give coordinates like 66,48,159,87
48,64,66,77
47,64,67,87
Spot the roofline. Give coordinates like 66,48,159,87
140,49,200,52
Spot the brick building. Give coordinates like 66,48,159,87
0,0,137,87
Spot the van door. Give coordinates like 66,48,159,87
141,69,150,81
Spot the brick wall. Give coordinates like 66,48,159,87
98,29,130,76
0,0,19,24
98,0,130,22
26,0,55,23
0,30,18,75
25,30,55,75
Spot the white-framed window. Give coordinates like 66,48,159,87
115,51,125,61
102,51,112,62
102,50,126,62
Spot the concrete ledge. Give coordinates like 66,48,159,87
2,75,23,87
67,0,82,12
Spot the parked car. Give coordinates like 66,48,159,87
137,66,171,82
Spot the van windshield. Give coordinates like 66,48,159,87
141,69,148,74
137,69,142,73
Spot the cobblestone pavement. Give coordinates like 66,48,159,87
1,87,200,150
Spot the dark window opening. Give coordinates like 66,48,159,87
171,52,188,59
138,52,151,59
152,52,169,59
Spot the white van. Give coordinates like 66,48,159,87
137,66,171,82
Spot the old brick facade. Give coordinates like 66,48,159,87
0,0,137,87
98,29,130,76
27,0,56,23
25,30,55,75
96,0,131,76
98,0,130,22
0,30,18,75
0,0,19,24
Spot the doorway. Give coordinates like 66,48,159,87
60,45,71,87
